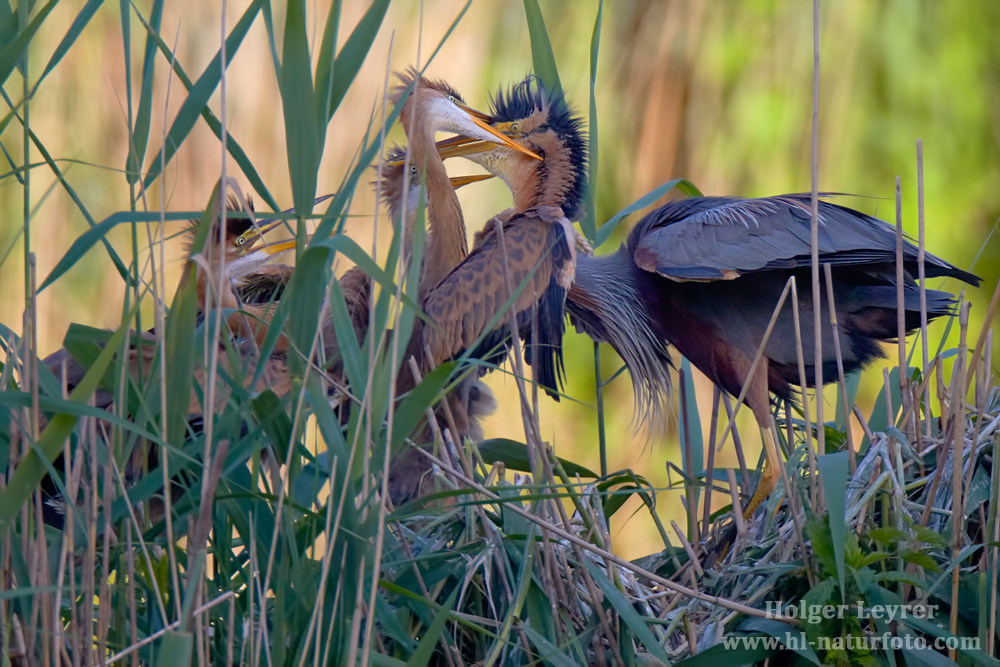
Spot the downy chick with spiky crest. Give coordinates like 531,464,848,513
436,76,672,432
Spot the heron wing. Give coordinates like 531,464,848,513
421,206,576,397
631,194,976,283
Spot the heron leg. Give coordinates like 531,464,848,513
743,420,780,519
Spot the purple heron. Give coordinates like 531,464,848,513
440,77,980,517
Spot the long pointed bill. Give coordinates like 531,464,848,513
437,139,499,160
233,194,333,250
450,173,494,189
234,219,285,251
451,100,493,122
465,115,541,160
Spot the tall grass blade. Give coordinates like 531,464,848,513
581,0,602,242
596,178,702,247
521,0,562,100
318,0,390,124
280,0,321,218
125,0,164,184
314,0,341,126
583,559,669,664
0,0,56,86
141,0,263,192
24,124,132,283
154,630,193,667
37,0,103,84
39,211,192,291
0,304,136,530
282,245,332,377
132,3,278,208
405,587,460,666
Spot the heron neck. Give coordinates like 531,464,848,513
411,122,468,296
509,136,576,216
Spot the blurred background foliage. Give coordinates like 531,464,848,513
1,0,997,559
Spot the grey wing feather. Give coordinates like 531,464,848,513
630,194,979,285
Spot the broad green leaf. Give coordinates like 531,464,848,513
903,617,997,666
595,178,702,247
835,369,860,432
736,618,821,664
325,277,365,396
154,630,193,667
673,640,774,666
817,451,849,600
282,245,333,377
863,366,913,450
522,624,579,667
390,363,456,456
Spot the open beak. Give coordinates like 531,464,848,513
464,115,541,160
234,193,333,254
436,138,500,160
235,220,306,258
449,173,494,189
451,99,493,123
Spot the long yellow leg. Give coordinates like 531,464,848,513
742,421,780,519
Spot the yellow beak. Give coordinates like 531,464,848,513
450,173,494,189
464,115,542,161
436,138,502,160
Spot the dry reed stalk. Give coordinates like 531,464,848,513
701,387,722,537
671,520,704,579
725,469,748,542
916,140,932,439
949,302,969,655
490,216,543,464
678,366,699,541
809,0,825,507
713,277,793,455
964,278,1000,396
823,264,857,472
412,446,799,623
788,277,821,507
895,176,910,434
105,592,236,665
721,395,750,491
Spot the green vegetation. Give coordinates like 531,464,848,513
0,1,997,664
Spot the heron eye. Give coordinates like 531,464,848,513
410,165,418,174
447,94,456,103
510,122,520,132
236,236,245,246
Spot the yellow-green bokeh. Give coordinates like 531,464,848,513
1,0,996,559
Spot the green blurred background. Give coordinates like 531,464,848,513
1,0,997,558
